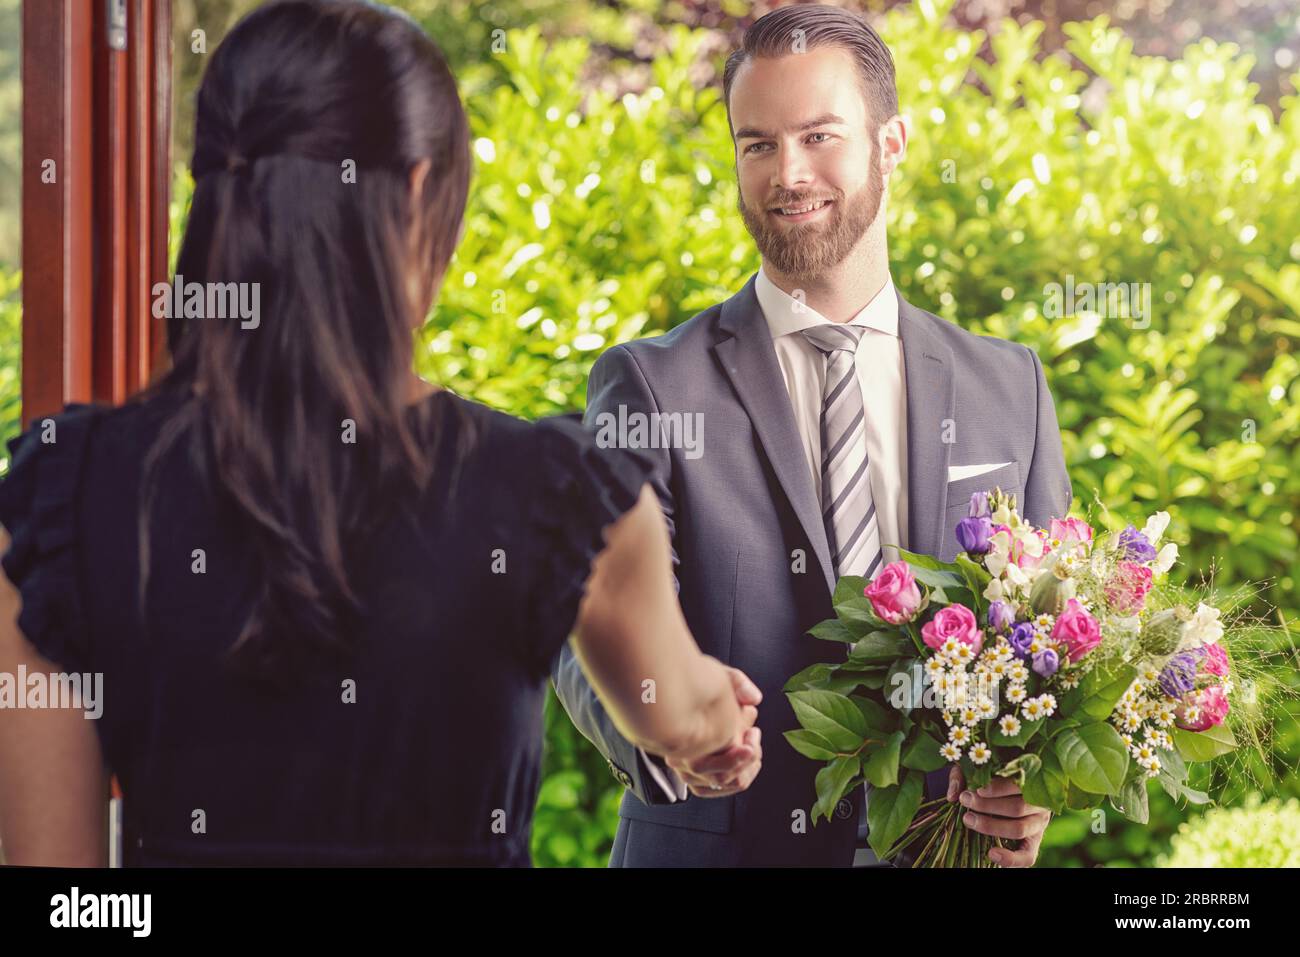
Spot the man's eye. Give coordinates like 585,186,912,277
745,143,771,155
808,132,831,144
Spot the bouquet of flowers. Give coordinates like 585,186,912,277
785,488,1260,867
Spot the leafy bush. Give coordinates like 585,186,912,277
1157,792,1300,867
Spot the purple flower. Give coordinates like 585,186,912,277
986,600,1014,633
1117,524,1157,562
968,492,990,518
1009,622,1036,659
1158,652,1199,697
956,516,994,554
1031,648,1059,678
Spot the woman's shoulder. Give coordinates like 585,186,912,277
0,400,132,672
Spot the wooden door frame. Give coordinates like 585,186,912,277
21,0,172,428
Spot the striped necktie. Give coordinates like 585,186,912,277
800,324,883,582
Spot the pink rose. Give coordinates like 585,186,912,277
921,604,982,655
1051,598,1102,663
1201,642,1230,677
864,561,922,625
1050,517,1093,545
1104,561,1154,614
1176,686,1230,731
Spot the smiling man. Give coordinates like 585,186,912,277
552,4,1070,868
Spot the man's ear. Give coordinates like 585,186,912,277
878,114,908,180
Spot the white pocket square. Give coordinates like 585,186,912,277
948,462,1012,481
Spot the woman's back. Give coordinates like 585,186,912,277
2,389,650,865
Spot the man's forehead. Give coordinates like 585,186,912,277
729,47,868,131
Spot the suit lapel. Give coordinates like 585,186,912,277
712,275,837,594
898,290,956,560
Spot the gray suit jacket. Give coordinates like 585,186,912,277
552,274,1072,866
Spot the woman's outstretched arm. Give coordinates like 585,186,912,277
571,484,758,763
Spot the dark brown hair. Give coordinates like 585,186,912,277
722,4,899,133
134,0,474,682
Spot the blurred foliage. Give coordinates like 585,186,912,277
4,0,1296,868
1157,792,1300,867
0,266,19,471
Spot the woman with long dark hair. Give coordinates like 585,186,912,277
0,0,760,866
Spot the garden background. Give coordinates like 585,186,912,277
1,0,1297,866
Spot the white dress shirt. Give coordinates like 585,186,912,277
640,266,910,803
755,266,909,566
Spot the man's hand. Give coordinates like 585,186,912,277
664,666,763,798
947,765,1051,867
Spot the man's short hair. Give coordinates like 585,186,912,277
723,4,899,133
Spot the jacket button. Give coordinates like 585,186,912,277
835,798,854,820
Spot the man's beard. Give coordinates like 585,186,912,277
738,143,883,282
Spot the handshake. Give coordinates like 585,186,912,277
662,666,765,798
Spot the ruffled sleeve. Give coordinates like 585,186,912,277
0,403,105,674
518,413,657,679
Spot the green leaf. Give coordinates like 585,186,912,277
833,575,870,607
783,662,835,692
862,730,905,787
997,752,1042,789
813,755,859,824
808,619,856,644
784,729,840,761
954,552,993,591
851,694,898,735
848,630,913,662
901,729,948,772
788,689,868,751
1169,722,1237,762
866,769,925,859
1054,722,1130,794
894,548,952,571
1064,779,1104,810
824,669,887,694
1022,747,1067,812
1111,774,1150,824
1077,663,1138,721
908,565,966,593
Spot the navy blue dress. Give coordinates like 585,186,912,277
0,390,652,866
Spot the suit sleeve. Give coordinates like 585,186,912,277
1020,344,1072,528
549,344,690,806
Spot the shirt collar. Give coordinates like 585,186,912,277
755,264,899,340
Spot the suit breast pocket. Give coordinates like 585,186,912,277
945,461,1023,506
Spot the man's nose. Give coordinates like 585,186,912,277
771,143,813,193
